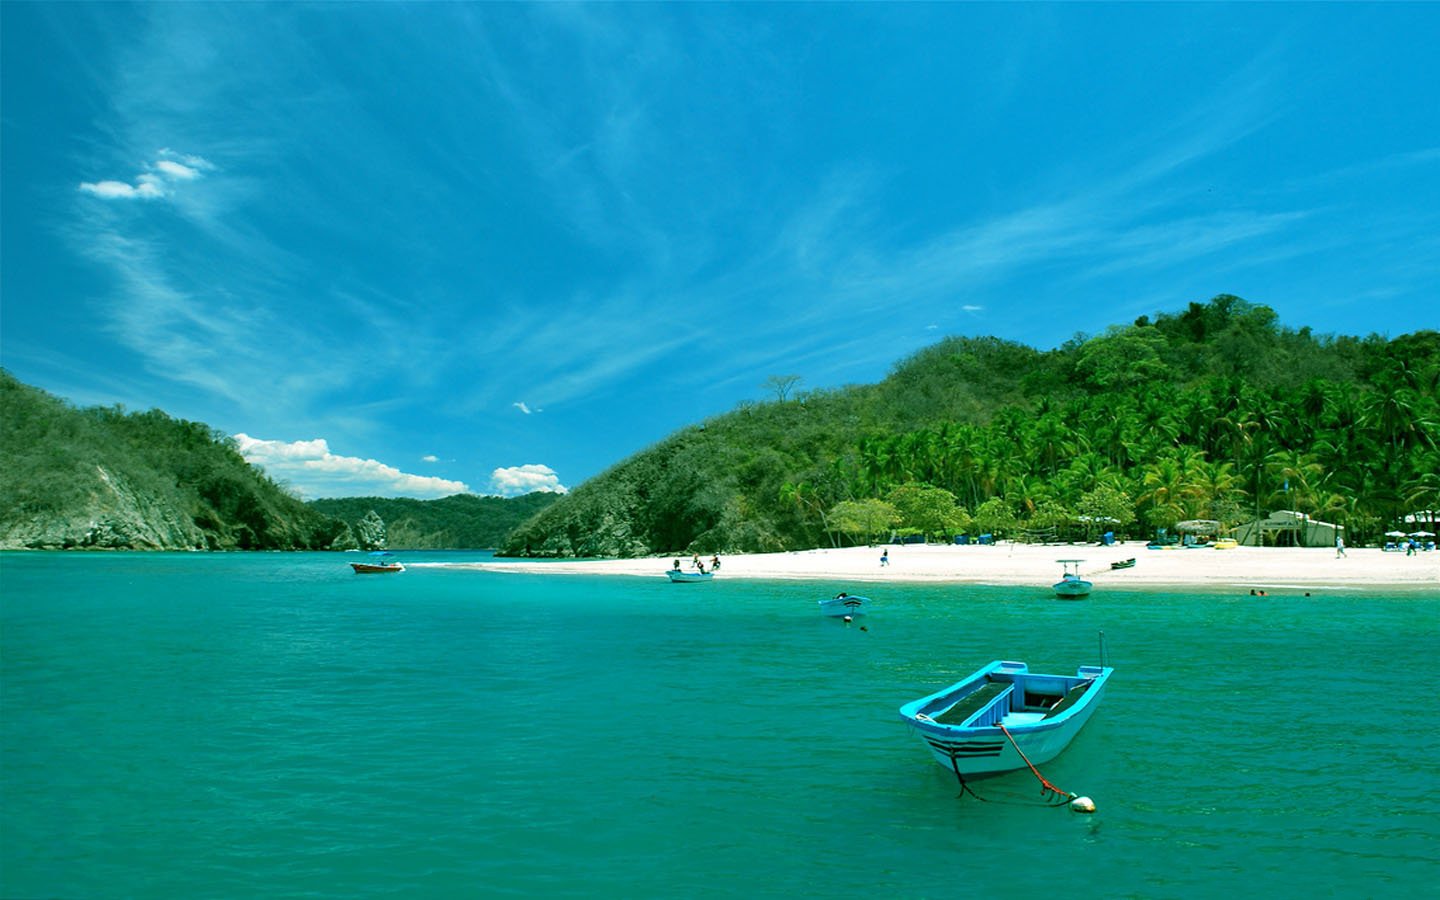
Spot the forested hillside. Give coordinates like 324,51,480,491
0,370,346,550
502,296,1439,557
308,493,560,549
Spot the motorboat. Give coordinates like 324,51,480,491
1053,559,1092,598
350,552,404,574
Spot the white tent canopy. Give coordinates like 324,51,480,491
1232,510,1344,548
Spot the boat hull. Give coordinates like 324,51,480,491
818,596,870,617
350,563,404,573
1053,578,1092,598
899,660,1112,779
666,569,713,582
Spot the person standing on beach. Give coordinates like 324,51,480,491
1336,535,1346,557
880,549,889,566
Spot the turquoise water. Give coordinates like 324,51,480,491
2,551,1437,898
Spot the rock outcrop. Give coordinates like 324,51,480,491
0,465,207,550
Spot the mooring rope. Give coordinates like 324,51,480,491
996,722,1074,803
949,755,989,802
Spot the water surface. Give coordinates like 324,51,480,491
3,552,1436,897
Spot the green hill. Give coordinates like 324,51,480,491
0,370,345,550
0,371,557,551
308,493,560,550
501,296,1439,557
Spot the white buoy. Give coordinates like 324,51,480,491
1069,796,1096,814
843,615,853,623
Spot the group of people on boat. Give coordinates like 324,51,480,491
674,555,722,574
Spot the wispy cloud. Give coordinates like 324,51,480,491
490,464,568,497
512,401,533,415
235,434,470,499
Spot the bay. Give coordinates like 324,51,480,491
2,551,1436,898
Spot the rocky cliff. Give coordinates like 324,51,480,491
0,465,209,550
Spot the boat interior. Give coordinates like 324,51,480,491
921,670,1099,729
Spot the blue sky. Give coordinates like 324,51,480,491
3,3,1437,499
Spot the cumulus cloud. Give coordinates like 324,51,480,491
490,464,568,497
235,434,469,499
421,454,439,463
79,149,214,201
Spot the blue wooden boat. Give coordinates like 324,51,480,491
818,593,870,617
666,569,713,583
899,659,1112,780
1053,559,1092,598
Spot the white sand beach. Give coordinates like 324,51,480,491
444,541,1438,593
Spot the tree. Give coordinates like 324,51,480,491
1076,484,1137,535
1075,325,1170,391
970,497,1018,538
762,374,803,402
829,498,899,545
886,483,967,541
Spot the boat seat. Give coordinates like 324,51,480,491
1041,682,1091,719
933,682,1011,725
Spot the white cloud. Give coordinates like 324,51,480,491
962,305,984,312
513,401,533,414
154,160,200,180
235,433,470,499
421,454,439,463
79,179,164,200
490,464,568,497
78,149,214,201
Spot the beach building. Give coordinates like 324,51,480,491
1231,510,1343,548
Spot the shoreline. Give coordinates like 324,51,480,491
429,541,1439,593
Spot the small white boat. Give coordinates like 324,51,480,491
1053,559,1092,598
666,569,713,583
819,593,870,617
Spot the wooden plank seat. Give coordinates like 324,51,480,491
933,681,1012,725
1041,681,1092,719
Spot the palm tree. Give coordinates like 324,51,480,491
1264,449,1325,513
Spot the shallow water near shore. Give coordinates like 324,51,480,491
3,551,1437,898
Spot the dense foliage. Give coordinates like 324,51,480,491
0,370,346,549
502,296,1439,557
308,493,560,549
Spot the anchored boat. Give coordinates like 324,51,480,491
666,569,714,583
818,593,870,617
1053,559,1092,598
899,659,1112,781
